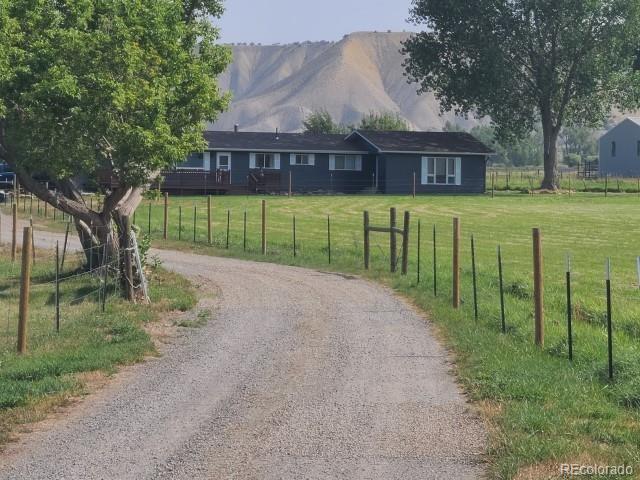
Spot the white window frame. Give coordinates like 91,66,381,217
290,153,315,166
178,152,206,170
250,153,281,170
421,157,462,186
216,152,231,172
329,154,362,171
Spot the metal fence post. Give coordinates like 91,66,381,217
533,228,544,347
452,218,460,309
17,227,32,354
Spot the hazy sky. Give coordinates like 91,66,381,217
217,0,416,44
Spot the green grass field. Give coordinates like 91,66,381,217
4,192,640,478
0,243,197,447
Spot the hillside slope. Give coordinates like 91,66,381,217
212,32,476,133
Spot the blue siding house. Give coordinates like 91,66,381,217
162,129,493,194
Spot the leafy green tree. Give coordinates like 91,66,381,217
559,125,598,159
0,0,231,295
404,0,640,189
358,111,409,131
303,109,349,134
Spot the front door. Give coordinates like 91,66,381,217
216,152,231,184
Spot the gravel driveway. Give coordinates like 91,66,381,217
0,211,486,479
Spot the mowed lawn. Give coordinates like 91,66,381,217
5,192,640,478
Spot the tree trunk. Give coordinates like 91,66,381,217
541,118,560,190
1,132,150,302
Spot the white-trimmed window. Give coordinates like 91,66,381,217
421,157,461,185
329,154,362,171
179,152,205,170
216,152,231,171
250,153,281,169
290,153,315,166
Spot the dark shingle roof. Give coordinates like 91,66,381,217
203,131,367,152
350,130,495,155
203,130,494,155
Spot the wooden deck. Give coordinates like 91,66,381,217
99,169,286,195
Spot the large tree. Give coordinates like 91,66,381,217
0,0,230,295
403,0,640,189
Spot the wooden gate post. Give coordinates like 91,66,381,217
390,208,397,273
363,211,370,270
401,211,410,275
261,199,266,255
11,203,17,262
163,192,169,240
17,226,32,354
533,228,544,346
452,217,460,308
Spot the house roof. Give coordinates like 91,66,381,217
347,130,495,155
203,131,367,153
203,130,494,156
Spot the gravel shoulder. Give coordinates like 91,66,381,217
0,211,486,479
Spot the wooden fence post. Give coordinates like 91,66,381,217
401,211,410,275
163,192,168,240
193,205,197,243
390,208,397,273
11,203,17,262
17,226,32,354
124,216,134,301
363,211,370,270
452,217,460,308
261,199,266,255
29,217,35,263
61,221,70,271
412,172,416,198
207,196,212,244
533,228,544,346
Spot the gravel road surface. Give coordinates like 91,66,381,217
0,211,486,479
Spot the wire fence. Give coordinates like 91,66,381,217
0,224,130,354
2,192,640,395
119,195,640,392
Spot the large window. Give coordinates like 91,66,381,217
250,153,280,169
422,157,461,185
330,154,362,171
291,153,315,166
179,153,204,170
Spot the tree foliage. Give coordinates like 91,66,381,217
0,0,231,298
358,111,409,131
302,109,349,134
404,0,640,188
303,109,410,134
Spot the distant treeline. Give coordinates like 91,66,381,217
445,121,601,167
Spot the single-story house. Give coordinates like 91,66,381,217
162,129,494,194
599,118,640,177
